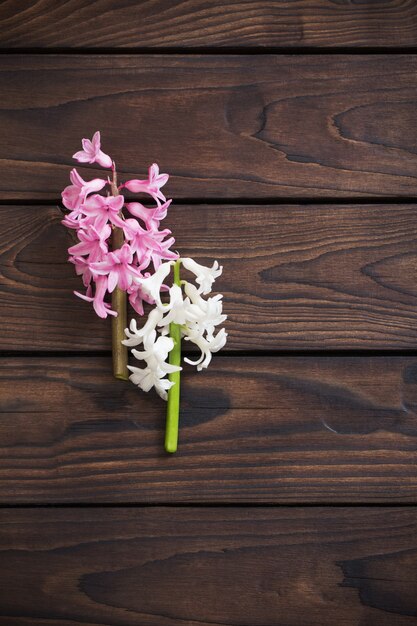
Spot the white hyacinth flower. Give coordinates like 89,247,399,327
184,327,228,371
132,331,175,371
125,256,227,404
159,283,204,327
181,257,222,295
184,282,227,339
122,307,163,347
128,330,182,400
128,365,176,400
133,260,173,308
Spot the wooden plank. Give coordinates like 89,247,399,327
1,55,417,199
1,1,417,49
2,203,417,351
1,355,417,503
0,506,416,625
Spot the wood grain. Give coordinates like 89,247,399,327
2,203,417,351
0,507,416,625
1,0,417,49
1,355,417,503
1,55,417,199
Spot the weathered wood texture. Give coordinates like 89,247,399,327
0,507,417,625
1,356,417,503
1,55,417,199
1,0,416,621
1,0,417,49
2,203,417,351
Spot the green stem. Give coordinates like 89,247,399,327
165,260,181,453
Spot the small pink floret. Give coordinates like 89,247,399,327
73,131,113,169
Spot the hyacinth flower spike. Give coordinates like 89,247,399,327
62,131,176,382
125,258,227,453
63,132,226,452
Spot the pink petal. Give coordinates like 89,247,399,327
61,185,79,210
157,173,169,186
129,290,144,315
83,193,103,212
82,138,93,153
119,243,133,264
107,270,118,293
92,301,109,318
72,150,91,163
149,163,169,187
118,271,130,291
124,179,148,193
122,218,139,239
100,224,112,241
86,178,107,193
125,201,148,221
149,163,159,179
68,240,94,256
108,194,124,211
154,199,171,220
96,150,113,168
74,287,93,303
99,240,110,255
109,213,125,229
70,168,85,187
95,301,117,318
61,215,80,229
92,131,101,150
93,275,116,318
90,261,113,275
92,214,109,232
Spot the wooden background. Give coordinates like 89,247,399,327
1,1,417,623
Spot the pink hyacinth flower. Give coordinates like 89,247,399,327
125,199,171,230
90,243,141,292
150,234,178,269
73,131,113,169
75,276,117,319
62,168,106,210
127,284,145,316
68,224,111,262
124,163,169,203
61,209,88,230
69,255,93,287
127,279,163,316
123,218,178,270
83,194,125,231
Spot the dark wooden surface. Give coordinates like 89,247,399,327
1,0,417,49
1,1,417,623
0,507,417,625
1,55,417,200
3,202,417,351
1,356,417,503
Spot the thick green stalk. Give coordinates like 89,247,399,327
165,260,181,453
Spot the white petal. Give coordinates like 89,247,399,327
134,261,173,308
154,378,175,401
181,257,222,295
183,281,207,310
122,307,164,347
160,362,182,375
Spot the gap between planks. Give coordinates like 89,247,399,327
0,46,417,55
1,502,416,509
